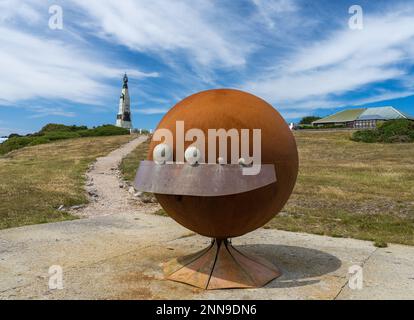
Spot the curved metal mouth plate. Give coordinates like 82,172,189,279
134,161,276,197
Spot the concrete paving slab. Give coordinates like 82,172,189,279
337,244,414,300
1,213,413,300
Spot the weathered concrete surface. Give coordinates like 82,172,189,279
337,244,414,300
1,213,413,300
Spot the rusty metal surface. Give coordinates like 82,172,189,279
165,239,281,290
164,245,213,277
150,89,298,238
134,161,276,197
165,243,218,289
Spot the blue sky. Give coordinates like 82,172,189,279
0,0,414,136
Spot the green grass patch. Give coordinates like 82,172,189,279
120,137,150,182
374,240,388,248
154,208,168,216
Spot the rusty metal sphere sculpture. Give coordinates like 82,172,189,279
136,89,299,289
149,89,298,238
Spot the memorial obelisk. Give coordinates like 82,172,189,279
115,73,132,129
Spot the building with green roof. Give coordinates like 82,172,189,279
312,106,413,129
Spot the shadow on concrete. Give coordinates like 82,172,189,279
236,244,342,289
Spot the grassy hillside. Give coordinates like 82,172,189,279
124,131,414,246
0,134,135,229
0,124,130,155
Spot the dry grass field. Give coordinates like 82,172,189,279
268,131,414,246
122,131,414,246
1,130,412,246
0,135,135,229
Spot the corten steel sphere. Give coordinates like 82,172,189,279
148,89,298,239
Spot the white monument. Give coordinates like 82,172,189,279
116,73,132,129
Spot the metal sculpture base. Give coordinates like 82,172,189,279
163,239,281,290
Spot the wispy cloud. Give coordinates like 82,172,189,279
135,107,170,115
0,127,27,136
0,0,42,24
70,0,254,69
0,26,158,105
0,1,158,106
243,4,414,114
251,0,298,29
27,106,77,118
349,89,414,107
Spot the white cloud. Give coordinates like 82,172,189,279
288,14,414,73
0,26,157,105
252,0,298,29
248,65,403,102
135,107,169,115
0,1,158,106
244,6,414,113
27,106,77,118
350,91,414,107
70,0,253,68
0,0,42,24
0,127,27,136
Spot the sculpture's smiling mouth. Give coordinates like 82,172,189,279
134,160,276,197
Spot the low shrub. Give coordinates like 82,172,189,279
351,119,414,143
44,131,81,141
39,123,88,134
299,116,322,125
351,130,379,143
8,133,22,138
28,137,50,146
0,136,33,154
82,125,130,137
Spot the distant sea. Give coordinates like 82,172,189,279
0,137,8,144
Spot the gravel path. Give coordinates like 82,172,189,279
73,135,159,218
